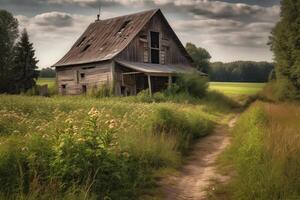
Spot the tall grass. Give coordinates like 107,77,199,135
0,94,219,199
223,102,300,199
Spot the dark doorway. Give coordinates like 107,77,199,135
61,84,67,95
150,31,160,64
82,85,87,94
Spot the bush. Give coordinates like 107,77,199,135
167,73,208,98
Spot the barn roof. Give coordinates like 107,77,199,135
53,9,157,67
53,9,192,67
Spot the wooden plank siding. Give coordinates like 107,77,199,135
115,13,190,65
56,61,112,95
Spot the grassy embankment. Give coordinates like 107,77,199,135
212,102,300,199
0,89,237,199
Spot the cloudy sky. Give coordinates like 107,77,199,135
0,0,281,68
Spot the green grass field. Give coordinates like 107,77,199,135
209,82,265,96
37,78,265,96
37,77,55,87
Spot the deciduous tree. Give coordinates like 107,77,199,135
185,42,211,74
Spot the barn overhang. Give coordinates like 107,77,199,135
116,60,202,76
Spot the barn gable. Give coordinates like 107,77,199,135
53,9,193,67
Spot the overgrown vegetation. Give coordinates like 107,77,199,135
220,102,300,199
0,93,236,199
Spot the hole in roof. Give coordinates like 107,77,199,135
117,20,131,35
81,44,91,52
77,36,86,47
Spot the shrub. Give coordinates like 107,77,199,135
170,73,209,98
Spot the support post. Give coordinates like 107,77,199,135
147,74,152,96
168,75,172,89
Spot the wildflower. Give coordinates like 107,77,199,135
88,107,100,118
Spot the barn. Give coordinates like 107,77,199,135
53,9,200,96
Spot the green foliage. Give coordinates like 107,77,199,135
0,10,19,93
169,73,209,98
12,29,39,93
269,0,300,99
185,42,211,73
210,61,274,82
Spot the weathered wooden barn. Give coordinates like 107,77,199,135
53,9,199,96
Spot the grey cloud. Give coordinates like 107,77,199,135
33,12,74,27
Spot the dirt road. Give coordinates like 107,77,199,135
160,116,238,200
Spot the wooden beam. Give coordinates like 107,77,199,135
122,71,143,75
168,75,172,89
147,74,152,96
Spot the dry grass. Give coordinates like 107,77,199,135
217,102,300,200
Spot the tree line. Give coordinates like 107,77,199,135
185,43,274,83
209,61,274,82
0,10,38,94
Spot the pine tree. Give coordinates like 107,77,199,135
0,10,18,93
13,29,39,93
270,0,300,99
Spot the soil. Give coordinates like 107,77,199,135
160,116,238,200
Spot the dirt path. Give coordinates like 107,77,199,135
160,116,238,200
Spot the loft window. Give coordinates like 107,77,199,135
80,73,85,78
117,20,131,34
150,31,159,48
150,31,160,64
81,44,91,52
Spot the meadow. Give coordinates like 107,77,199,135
0,91,237,199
